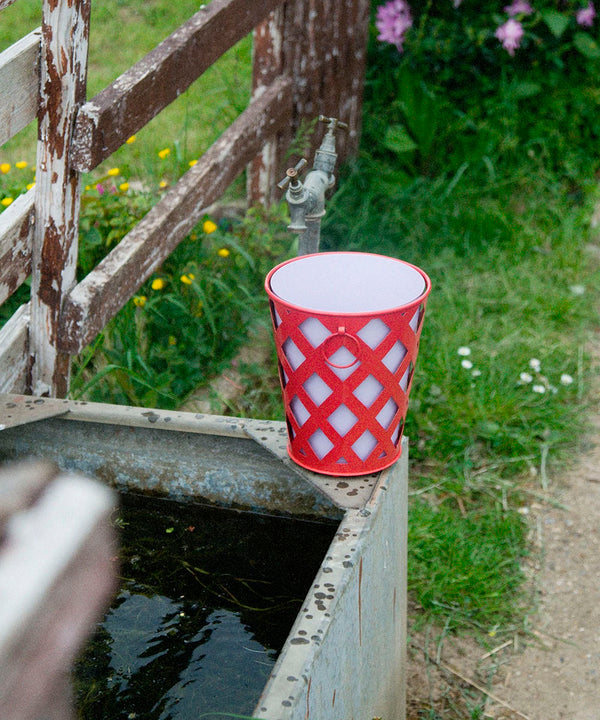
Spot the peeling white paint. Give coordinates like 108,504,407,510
0,30,40,146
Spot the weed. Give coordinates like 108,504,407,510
69,192,292,407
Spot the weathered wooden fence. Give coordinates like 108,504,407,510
0,0,370,399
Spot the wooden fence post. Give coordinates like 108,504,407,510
248,0,371,206
247,6,288,207
29,0,91,397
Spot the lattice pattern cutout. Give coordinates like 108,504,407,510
268,298,427,476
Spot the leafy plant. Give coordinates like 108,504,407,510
70,198,292,408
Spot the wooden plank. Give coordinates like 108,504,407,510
0,0,19,11
0,188,34,305
0,303,30,394
0,461,58,537
340,0,371,157
282,0,364,153
247,7,288,207
247,0,370,205
59,76,293,354
29,0,90,398
285,0,311,119
0,29,40,146
71,0,284,172
0,468,117,720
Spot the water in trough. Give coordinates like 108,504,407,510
74,492,338,719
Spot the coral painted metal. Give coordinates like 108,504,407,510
266,253,431,476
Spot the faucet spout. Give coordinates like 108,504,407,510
278,116,347,255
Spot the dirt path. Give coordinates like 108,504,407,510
406,410,600,720
485,413,600,720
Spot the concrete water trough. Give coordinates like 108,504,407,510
0,393,408,720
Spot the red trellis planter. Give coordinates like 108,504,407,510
265,252,431,476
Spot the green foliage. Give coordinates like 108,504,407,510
78,174,155,278
70,200,292,408
379,67,447,177
408,500,526,627
0,161,35,206
368,1,600,187
0,0,252,176
309,0,600,634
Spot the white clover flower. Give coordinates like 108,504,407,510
532,384,546,394
472,369,482,377
569,284,585,296
529,358,541,372
560,373,574,386
461,359,473,369
519,372,533,384
457,346,471,356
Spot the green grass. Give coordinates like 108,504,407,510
68,202,292,407
408,500,527,629
320,154,600,630
0,0,251,176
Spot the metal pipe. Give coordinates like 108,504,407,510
278,116,347,255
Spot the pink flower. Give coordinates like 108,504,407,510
495,18,524,55
375,0,413,52
576,2,596,26
96,183,104,195
504,0,533,15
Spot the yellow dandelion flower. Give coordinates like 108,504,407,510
1,197,13,207
188,159,198,167
193,300,204,317
126,135,136,144
0,163,10,174
107,167,120,177
190,233,198,241
119,182,130,192
151,278,166,291
217,247,230,258
203,219,217,234
158,148,171,159
26,182,36,191
15,161,28,169
133,295,147,307
180,273,194,285
159,180,168,188
168,335,177,346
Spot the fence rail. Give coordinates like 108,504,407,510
0,0,370,397
60,77,293,354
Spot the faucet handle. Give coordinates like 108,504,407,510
277,158,308,191
318,115,348,134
